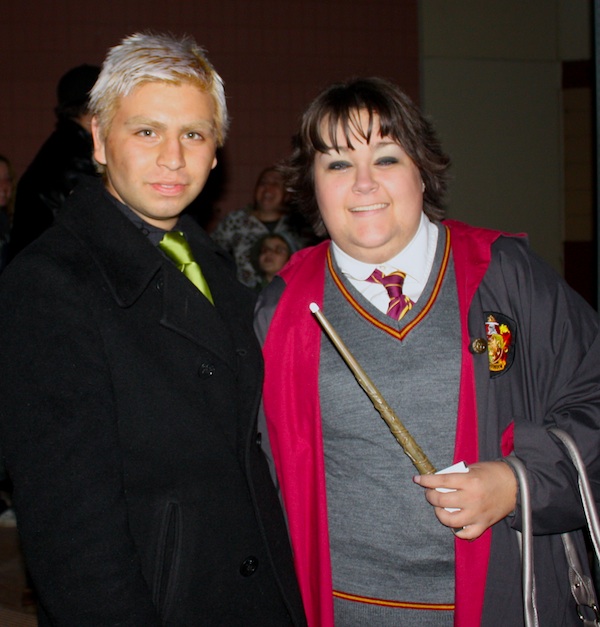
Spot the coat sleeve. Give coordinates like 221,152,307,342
254,276,287,489
0,253,160,625
479,238,600,535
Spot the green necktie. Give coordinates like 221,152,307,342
159,231,214,305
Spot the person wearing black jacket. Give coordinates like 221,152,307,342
8,63,99,259
0,33,305,626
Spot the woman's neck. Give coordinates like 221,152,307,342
252,204,284,222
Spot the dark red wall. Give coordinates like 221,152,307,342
1,1,419,224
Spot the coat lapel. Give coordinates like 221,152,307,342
158,262,238,371
57,177,239,371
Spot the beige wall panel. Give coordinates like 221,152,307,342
423,58,562,271
421,1,559,60
558,0,593,59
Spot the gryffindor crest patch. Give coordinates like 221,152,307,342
484,312,516,377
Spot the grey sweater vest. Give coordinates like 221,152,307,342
320,225,461,626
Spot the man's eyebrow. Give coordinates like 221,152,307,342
124,116,215,135
180,120,216,135
124,115,165,129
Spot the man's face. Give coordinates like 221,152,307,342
92,81,217,230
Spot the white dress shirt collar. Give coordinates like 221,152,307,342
331,213,438,305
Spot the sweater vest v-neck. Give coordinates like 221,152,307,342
320,224,461,625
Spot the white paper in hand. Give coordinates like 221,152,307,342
435,461,469,512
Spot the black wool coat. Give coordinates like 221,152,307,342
9,118,98,259
0,177,306,626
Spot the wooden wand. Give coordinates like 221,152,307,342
309,302,437,476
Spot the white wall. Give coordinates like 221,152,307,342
420,0,591,272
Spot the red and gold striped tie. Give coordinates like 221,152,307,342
367,268,413,320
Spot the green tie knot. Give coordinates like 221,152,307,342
159,231,214,305
159,231,195,268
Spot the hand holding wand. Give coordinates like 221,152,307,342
309,303,437,476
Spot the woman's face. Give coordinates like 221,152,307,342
0,161,13,209
258,236,291,278
313,111,424,264
254,169,285,212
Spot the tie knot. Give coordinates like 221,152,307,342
158,231,215,304
159,231,195,267
366,268,412,320
367,268,406,292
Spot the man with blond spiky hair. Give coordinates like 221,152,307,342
0,32,305,627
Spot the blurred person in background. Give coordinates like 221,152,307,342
250,232,293,290
8,64,100,259
212,166,315,287
0,154,16,525
0,155,15,272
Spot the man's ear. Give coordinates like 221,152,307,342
91,117,107,166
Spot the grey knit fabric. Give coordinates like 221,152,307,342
334,595,454,626
320,225,461,625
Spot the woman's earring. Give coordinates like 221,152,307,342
422,181,426,193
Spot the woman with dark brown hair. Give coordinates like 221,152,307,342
256,77,600,626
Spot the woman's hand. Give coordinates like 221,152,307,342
413,460,517,540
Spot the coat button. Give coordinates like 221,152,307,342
240,556,259,577
156,277,164,291
470,338,487,354
256,432,262,446
199,363,216,378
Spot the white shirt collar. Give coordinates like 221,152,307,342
332,213,438,302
